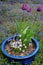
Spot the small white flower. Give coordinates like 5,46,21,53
19,48,21,51
19,39,21,42
29,42,32,46
22,50,25,52
19,35,21,37
18,46,20,48
23,44,25,46
19,44,22,47
18,41,22,44
25,46,27,48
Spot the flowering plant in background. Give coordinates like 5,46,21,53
22,3,42,21
26,7,31,12
22,3,27,21
37,6,42,12
32,5,42,21
22,3,31,21
22,3,27,10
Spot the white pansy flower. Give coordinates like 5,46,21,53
10,42,18,48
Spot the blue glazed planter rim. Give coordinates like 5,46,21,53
1,36,39,59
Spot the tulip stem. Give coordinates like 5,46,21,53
22,11,25,22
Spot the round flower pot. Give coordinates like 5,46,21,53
1,36,39,65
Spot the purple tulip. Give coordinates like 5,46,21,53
26,7,31,12
22,3,27,10
37,6,42,12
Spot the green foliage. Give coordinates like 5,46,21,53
1,6,7,16
34,22,43,41
0,2,43,65
15,20,39,45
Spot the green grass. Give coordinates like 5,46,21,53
0,3,43,65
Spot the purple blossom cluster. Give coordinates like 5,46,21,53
22,3,42,12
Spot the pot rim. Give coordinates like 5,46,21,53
1,36,39,59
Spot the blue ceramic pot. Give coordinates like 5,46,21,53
1,36,39,65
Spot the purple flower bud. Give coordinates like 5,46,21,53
27,7,31,12
22,3,27,10
37,6,42,12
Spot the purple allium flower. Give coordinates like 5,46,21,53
37,6,42,12
26,7,31,12
22,3,27,10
